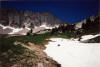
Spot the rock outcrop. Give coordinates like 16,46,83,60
0,8,66,35
0,8,64,28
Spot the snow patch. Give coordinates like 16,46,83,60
81,34,100,41
40,24,53,29
0,24,27,35
75,20,86,30
0,24,14,29
9,28,23,34
40,23,59,29
44,38,100,67
25,27,31,30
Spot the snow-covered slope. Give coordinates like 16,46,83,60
40,23,59,29
0,24,30,35
44,34,100,67
40,24,53,29
0,23,58,35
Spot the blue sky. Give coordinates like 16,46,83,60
0,0,99,24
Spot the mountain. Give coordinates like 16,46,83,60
0,8,65,35
75,13,100,34
75,13,100,30
0,8,99,35
51,13,100,37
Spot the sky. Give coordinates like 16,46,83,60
0,0,99,24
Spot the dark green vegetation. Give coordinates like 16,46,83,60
10,32,76,45
51,13,100,38
11,32,52,45
52,32,76,38
80,13,99,35
0,32,76,53
0,32,49,53
51,24,83,40
82,14,100,35
0,34,14,52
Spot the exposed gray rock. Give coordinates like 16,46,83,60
0,8,64,28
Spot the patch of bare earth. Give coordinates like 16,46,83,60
10,41,61,67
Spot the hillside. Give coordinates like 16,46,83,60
0,33,61,67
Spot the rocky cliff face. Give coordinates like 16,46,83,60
0,8,65,35
0,8,64,28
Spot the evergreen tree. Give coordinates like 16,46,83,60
27,29,33,35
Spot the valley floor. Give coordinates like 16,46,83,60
44,35,100,67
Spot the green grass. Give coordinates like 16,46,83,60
0,32,76,52
0,32,51,52
9,32,52,45
9,32,75,45
51,32,75,38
